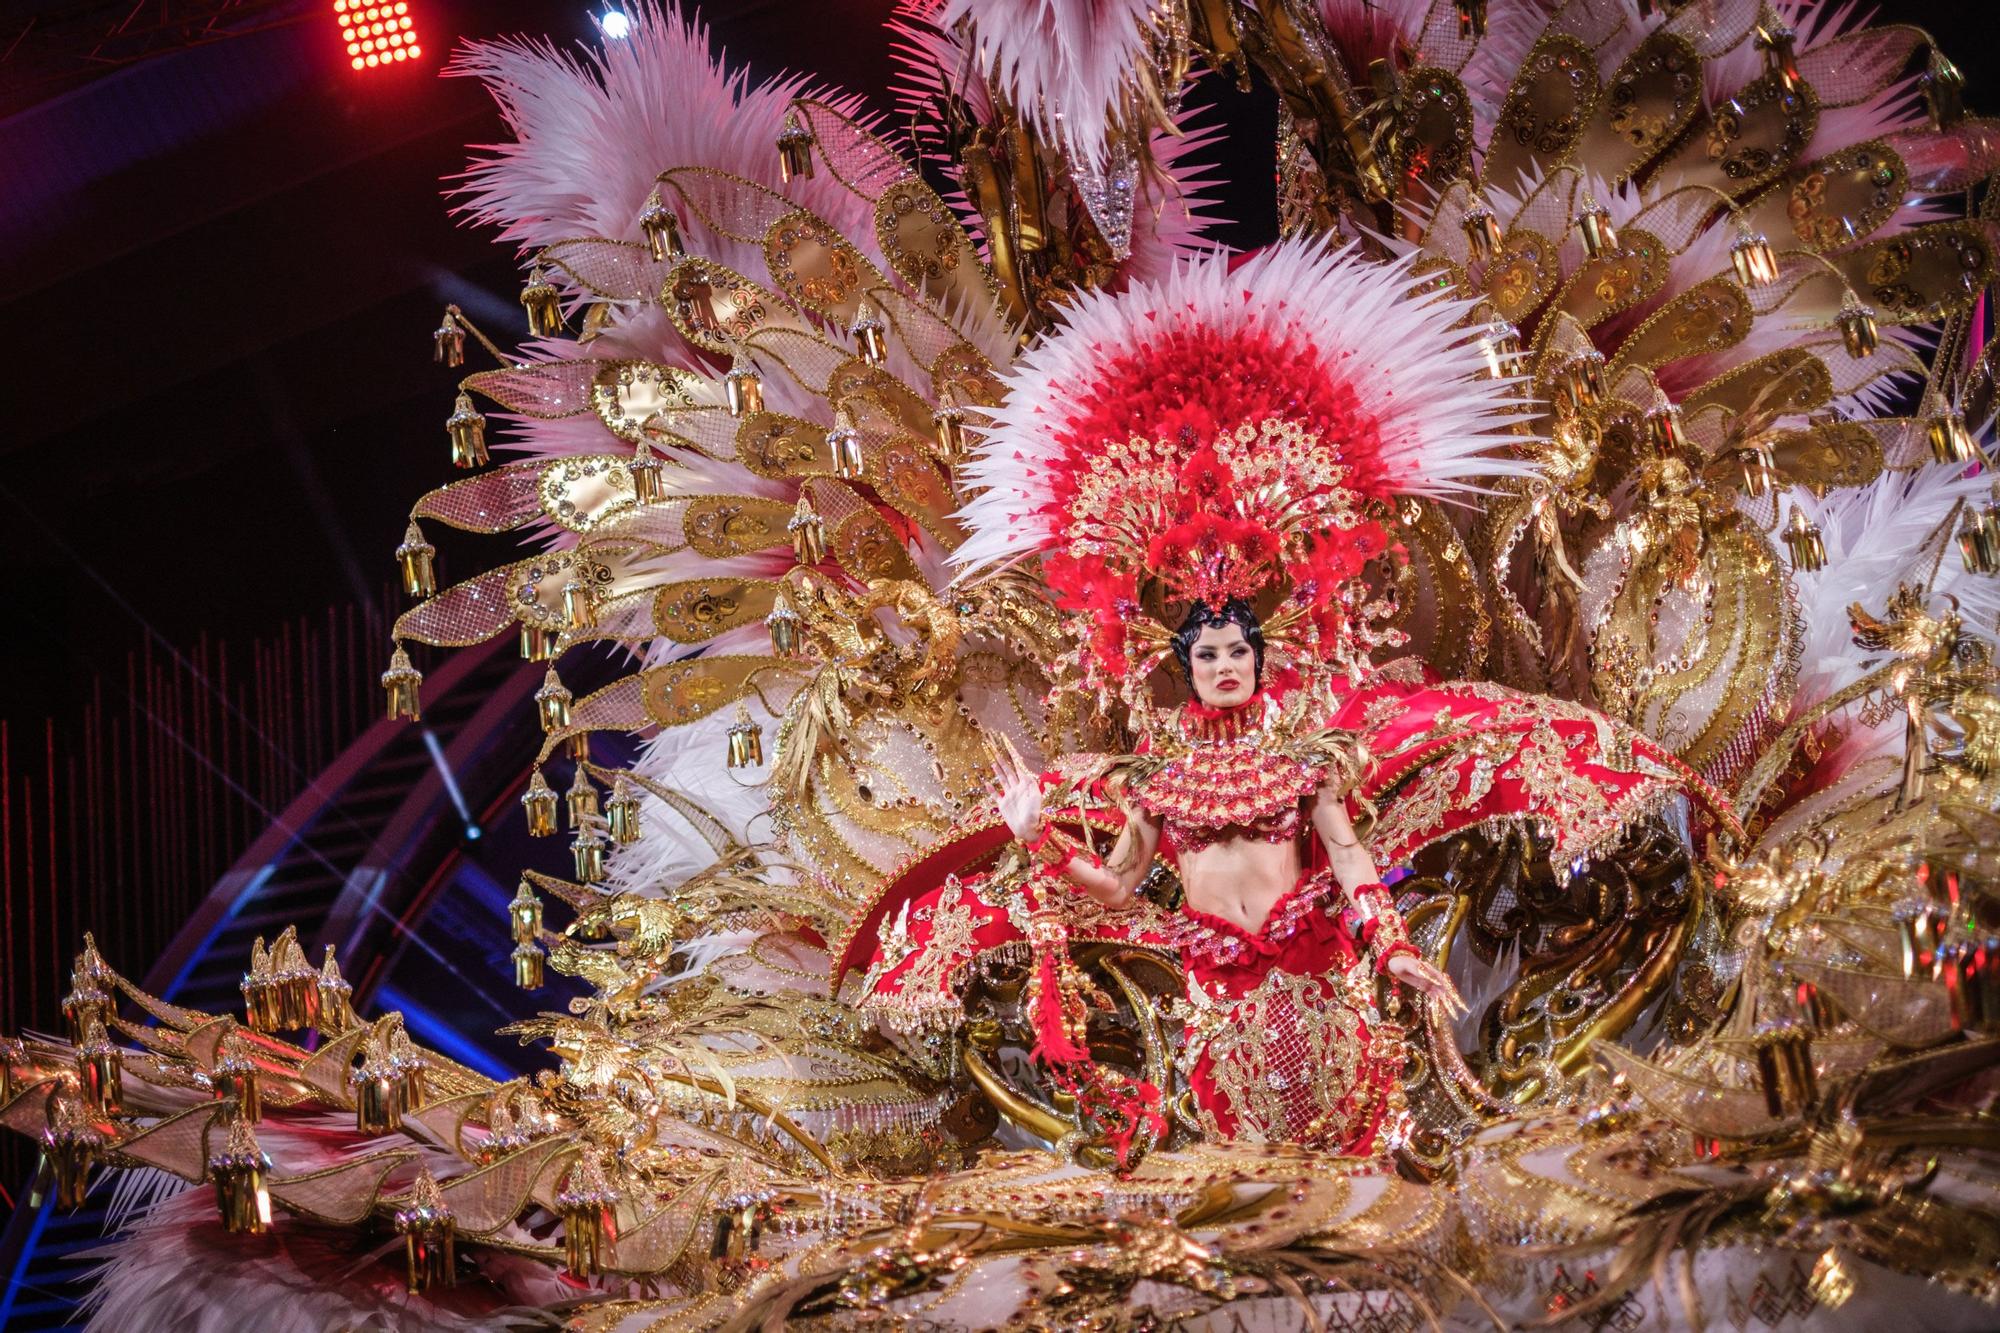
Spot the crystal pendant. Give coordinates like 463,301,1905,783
850,300,888,366
40,1091,103,1211
1752,1023,1817,1118
1454,0,1487,39
559,1152,621,1275
1927,409,1977,464
1737,443,1777,497
571,828,607,883
508,879,543,945
931,386,968,461
1960,501,2000,575
1477,321,1521,379
211,1031,261,1123
395,522,436,599
512,941,545,989
1558,350,1606,411
561,577,597,632
316,947,355,1035
766,590,802,656
629,440,668,505
1924,51,1966,130
606,776,643,844
726,707,764,768
1837,292,1879,358
519,623,560,661
566,767,600,828
1644,402,1689,454
74,1015,123,1117
1755,21,1801,92
207,1119,274,1235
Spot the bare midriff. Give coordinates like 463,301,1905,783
1177,834,1304,936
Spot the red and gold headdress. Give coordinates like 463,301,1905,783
954,237,1533,702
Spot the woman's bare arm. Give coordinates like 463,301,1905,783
989,739,1158,909
1309,784,1380,890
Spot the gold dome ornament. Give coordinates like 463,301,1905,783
445,391,489,469
765,589,802,657
210,1030,261,1124
1927,408,1977,465
74,1014,123,1117
208,1117,274,1236
788,492,827,566
850,299,888,366
628,439,668,505
395,521,436,599
1575,195,1618,260
395,1168,458,1294
381,645,423,721
571,827,608,883
519,264,566,336
565,766,600,827
1960,498,2000,576
521,768,559,836
637,187,683,262
606,775,643,844
518,622,560,661
724,349,764,417
1783,505,1828,571
535,666,573,733
41,1088,103,1211
827,407,865,480
726,704,764,769
1730,227,1781,288
776,112,814,183
1837,291,1879,358
432,308,465,367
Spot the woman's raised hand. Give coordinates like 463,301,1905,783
985,734,1043,843
1385,953,1469,1019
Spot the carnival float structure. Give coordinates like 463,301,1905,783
6,0,2000,1327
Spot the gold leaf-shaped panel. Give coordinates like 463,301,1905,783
1745,140,1906,252
1483,230,1559,324
1659,71,1817,201
1394,66,1475,195
1486,35,1598,186
513,544,646,631
1829,221,1996,325
735,413,834,481
590,362,705,443
874,435,961,547
539,454,639,535
1572,31,1703,187
652,578,780,645
662,257,790,354
641,656,792,727
684,496,797,558
831,509,920,582
831,361,936,438
874,176,995,312
1548,227,1670,331
766,209,886,325
1607,276,1753,378
932,342,1007,409
1766,422,1884,489
1385,497,1486,680
1681,349,1833,425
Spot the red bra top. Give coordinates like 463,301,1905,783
1135,692,1325,861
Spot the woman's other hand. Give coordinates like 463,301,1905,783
1385,953,1468,1019
986,734,1043,843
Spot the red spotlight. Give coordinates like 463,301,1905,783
337,0,424,71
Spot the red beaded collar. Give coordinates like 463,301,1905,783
1178,691,1272,744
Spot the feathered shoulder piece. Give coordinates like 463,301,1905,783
953,236,1532,704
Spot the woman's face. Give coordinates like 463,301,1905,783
1189,623,1256,707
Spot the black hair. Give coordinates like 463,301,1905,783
1171,598,1265,686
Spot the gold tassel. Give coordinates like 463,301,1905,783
850,300,888,366
568,731,590,762
1959,500,2000,575
1476,321,1521,380
433,309,465,367
765,590,802,657
1753,1024,1817,1117
1644,402,1689,454
317,947,356,1035
1576,196,1618,259
571,828,608,883
1454,0,1487,39
725,350,764,418
41,1089,103,1211
726,705,764,769
520,265,565,336
637,187,682,262
349,1023,416,1134
559,1150,621,1275
1927,409,1977,464
1837,293,1879,358
207,1118,274,1235
74,1015,123,1117
1461,202,1503,263
827,408,865,480
1557,350,1606,411
606,776,643,844
561,577,597,632
931,386,968,462
508,879,543,945
1737,443,1777,497
776,113,814,182
521,769,559,837
535,667,573,733
518,623,561,661
395,521,436,599
1782,506,1827,571
395,1167,458,1293
382,645,423,721
789,492,826,566
445,391,489,469
211,1030,262,1123
1730,229,1780,288
566,767,600,827
629,440,668,505
1896,675,1929,810
513,942,545,989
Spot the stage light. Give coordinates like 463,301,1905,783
337,0,423,71
598,7,632,39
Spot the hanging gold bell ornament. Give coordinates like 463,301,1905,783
241,928,320,1033
827,408,866,480
850,300,888,366
1461,199,1503,263
1453,0,1487,40
211,1030,261,1123
629,439,669,505
1556,350,1607,412
1753,1022,1818,1118
789,492,827,565
519,265,565,336
395,521,436,599
433,308,466,367
776,113,814,183
726,705,764,769
1738,442,1778,497
1894,669,1931,810
316,948,356,1035
508,878,543,947
1927,408,1977,464
725,350,764,418
1476,320,1522,380
606,776,643,844
931,386,968,462
42,1087,105,1211
208,1117,274,1235
349,1023,424,1135
393,1167,458,1293
1959,498,2000,575
518,621,560,662
1576,196,1618,259
566,767,600,828
1730,228,1781,288
561,576,598,632
1836,290,1880,358
535,667,573,734
559,1150,622,1276
1783,506,1827,571
445,391,489,469
381,645,423,722
512,940,545,989
1756,21,1802,93
1644,401,1690,454
73,1014,123,1117
765,590,803,657
636,187,683,263
571,827,608,883
521,768,559,836
1924,50,1966,130
61,936,112,1044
